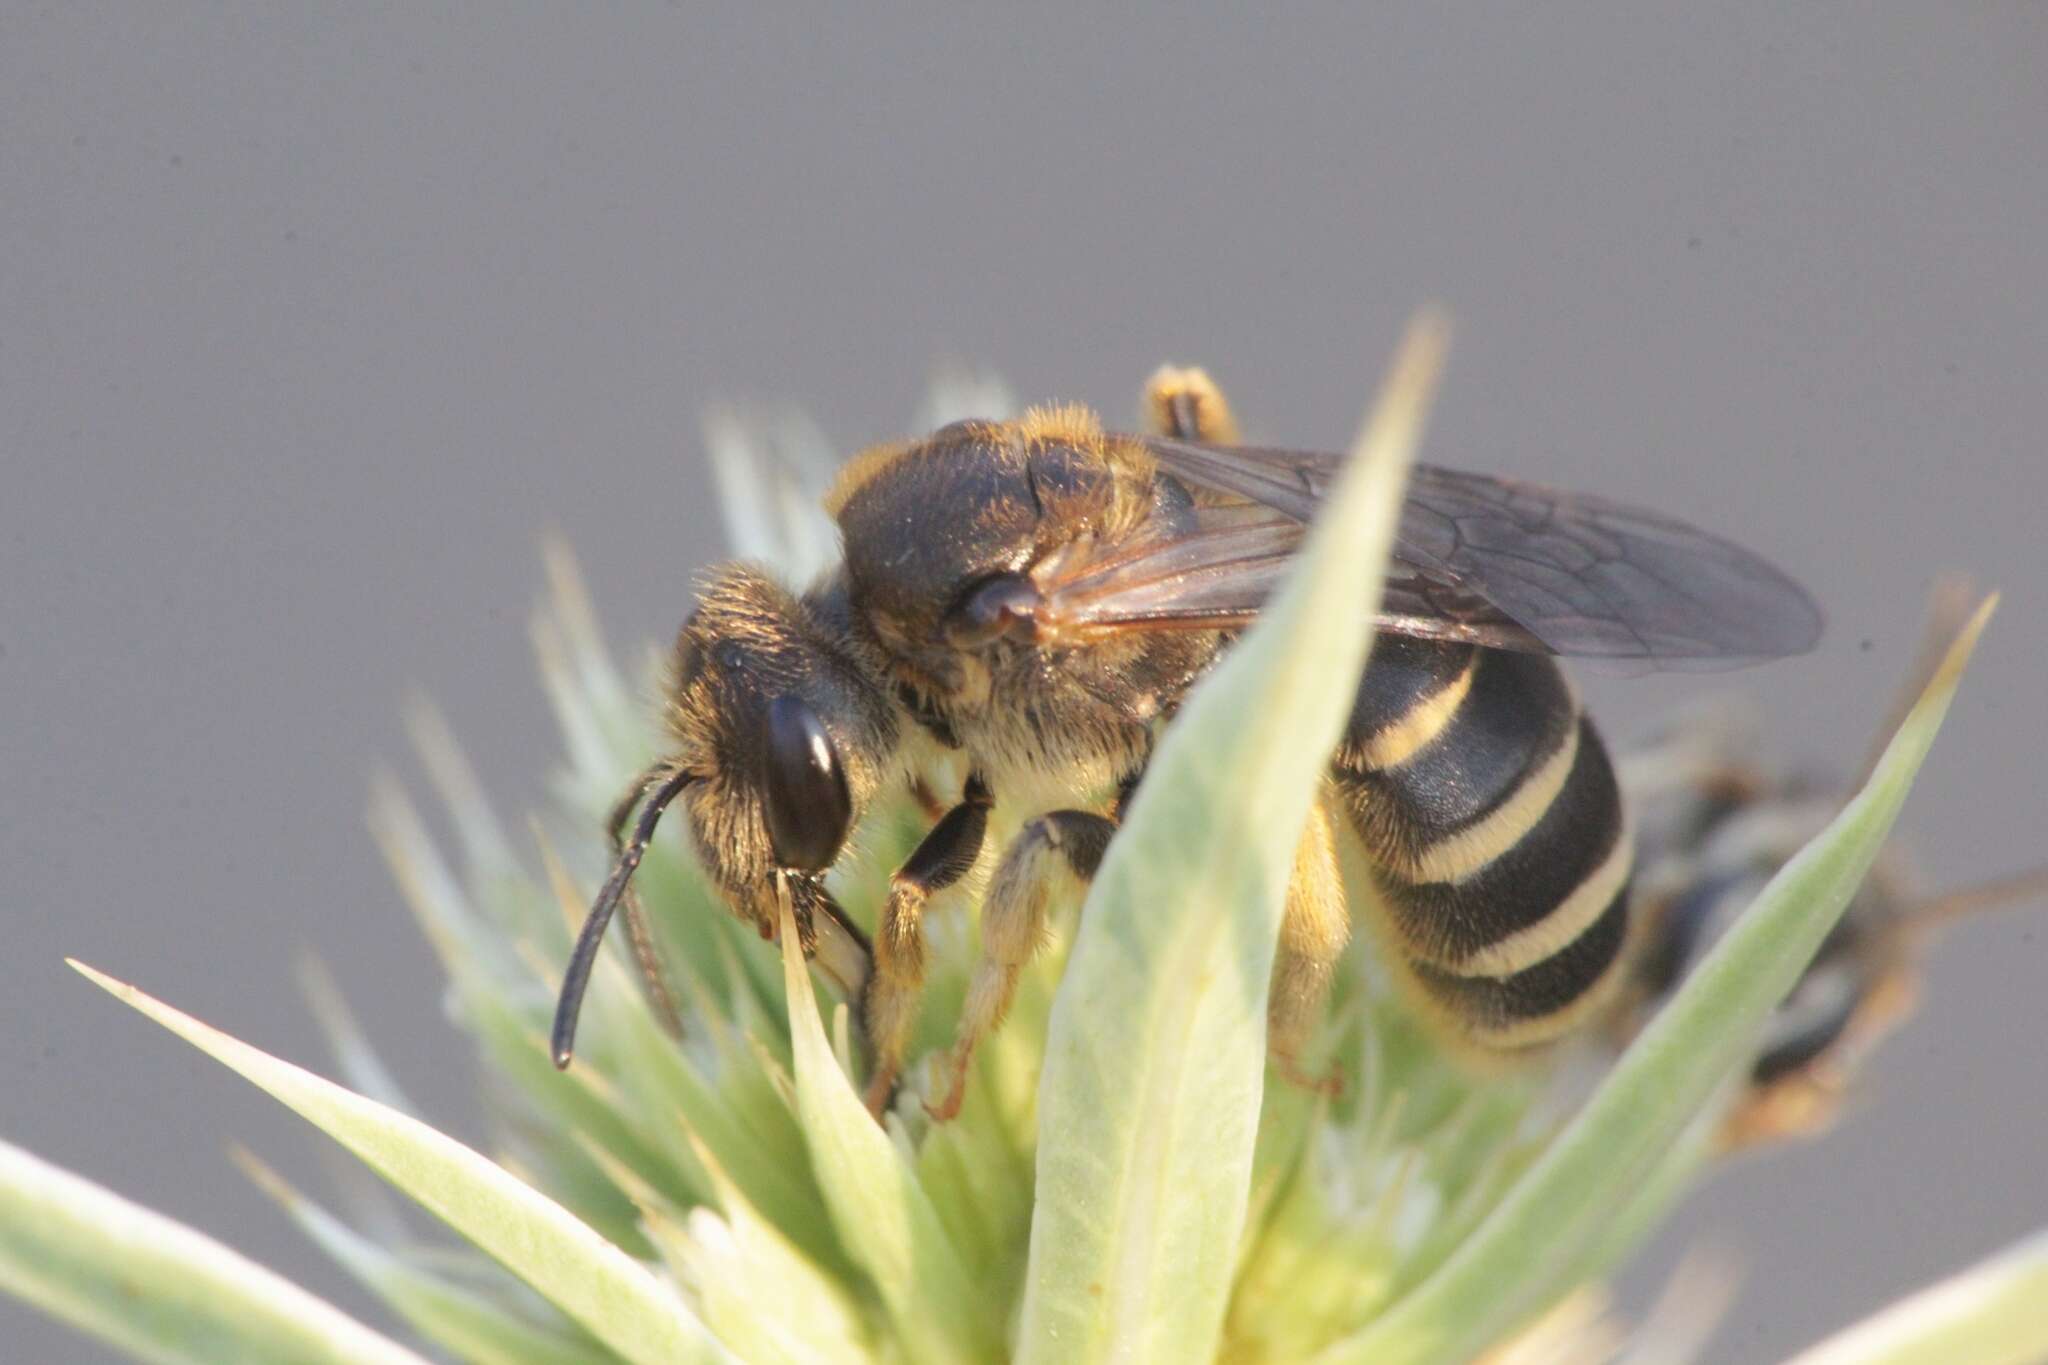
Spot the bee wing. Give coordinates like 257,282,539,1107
1033,500,1550,651
1031,501,1292,634
1038,437,1823,665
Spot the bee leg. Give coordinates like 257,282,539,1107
1269,799,1349,1096
908,774,948,822
863,776,993,1116
607,763,686,1041
932,808,1116,1121
1143,365,1242,442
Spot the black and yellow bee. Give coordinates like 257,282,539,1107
551,366,1821,1120
1613,584,2044,1149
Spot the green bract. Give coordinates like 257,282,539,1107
3,320,2032,1363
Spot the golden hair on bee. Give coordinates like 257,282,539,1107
1144,365,1242,444
1011,399,1105,451
823,436,919,519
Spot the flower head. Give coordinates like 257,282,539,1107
7,327,2022,1365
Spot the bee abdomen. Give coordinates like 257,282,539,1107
1334,636,1634,1048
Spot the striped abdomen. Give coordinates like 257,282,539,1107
1331,634,1633,1049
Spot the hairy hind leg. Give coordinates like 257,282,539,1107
932,808,1115,1121
861,777,992,1115
1269,798,1350,1094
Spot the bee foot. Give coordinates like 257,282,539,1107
922,1055,970,1122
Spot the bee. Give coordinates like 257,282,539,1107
551,365,1822,1120
1612,583,2045,1150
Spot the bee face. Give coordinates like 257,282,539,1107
661,566,902,927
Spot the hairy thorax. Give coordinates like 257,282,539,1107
933,631,1217,809
830,406,1218,809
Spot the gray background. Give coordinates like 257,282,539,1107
5,7,2044,1361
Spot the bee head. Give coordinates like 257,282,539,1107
551,564,896,1070
663,565,900,924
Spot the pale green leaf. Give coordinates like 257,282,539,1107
70,962,733,1365
1016,312,1450,1365
0,1137,430,1365
235,1150,618,1365
1785,1229,2048,1365
777,908,1008,1364
527,827,848,1275
1321,597,1997,1365
636,1136,876,1365
911,1084,1037,1307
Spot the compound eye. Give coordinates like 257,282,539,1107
761,695,852,872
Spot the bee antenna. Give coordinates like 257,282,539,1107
551,768,697,1069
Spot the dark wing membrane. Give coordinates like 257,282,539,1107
1033,500,1550,652
1082,436,1825,665
1031,501,1295,633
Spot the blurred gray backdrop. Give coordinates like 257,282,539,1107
5,7,2044,1361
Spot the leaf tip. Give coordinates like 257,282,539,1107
68,961,213,1055
1935,591,1998,688
776,893,827,1058
67,958,127,998
1379,307,1453,417
1404,303,1455,366
1343,308,1452,493
1907,590,1997,719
